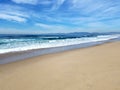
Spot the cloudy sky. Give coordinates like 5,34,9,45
0,0,120,34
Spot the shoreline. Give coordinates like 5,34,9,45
0,38,120,64
0,41,120,90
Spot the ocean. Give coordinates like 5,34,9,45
0,32,120,64
0,32,120,54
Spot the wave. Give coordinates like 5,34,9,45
0,34,120,54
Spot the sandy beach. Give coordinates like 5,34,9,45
0,41,120,90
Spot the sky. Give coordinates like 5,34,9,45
0,0,120,34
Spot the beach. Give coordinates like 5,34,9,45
0,41,120,90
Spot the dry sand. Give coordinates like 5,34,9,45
0,42,120,90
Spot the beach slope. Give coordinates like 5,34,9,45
0,42,120,90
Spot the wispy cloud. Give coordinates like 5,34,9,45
35,23,52,28
12,0,52,5
51,0,66,10
69,0,120,17
12,0,38,5
35,22,67,29
0,0,120,33
0,13,26,22
35,22,78,33
0,4,30,22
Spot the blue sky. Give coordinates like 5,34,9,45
0,0,120,34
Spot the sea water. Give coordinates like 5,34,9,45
0,32,120,54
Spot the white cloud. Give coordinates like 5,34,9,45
0,28,44,34
71,0,91,9
0,0,119,33
87,22,105,27
11,0,65,10
69,0,120,16
51,0,66,10
12,0,38,5
0,13,26,22
0,4,29,22
35,23,73,32
12,0,52,5
35,23,66,29
35,23,52,28
35,22,96,33
38,0,52,5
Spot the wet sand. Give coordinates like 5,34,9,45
0,41,120,90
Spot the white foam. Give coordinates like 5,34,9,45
0,34,120,54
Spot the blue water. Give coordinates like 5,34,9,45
0,32,120,54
